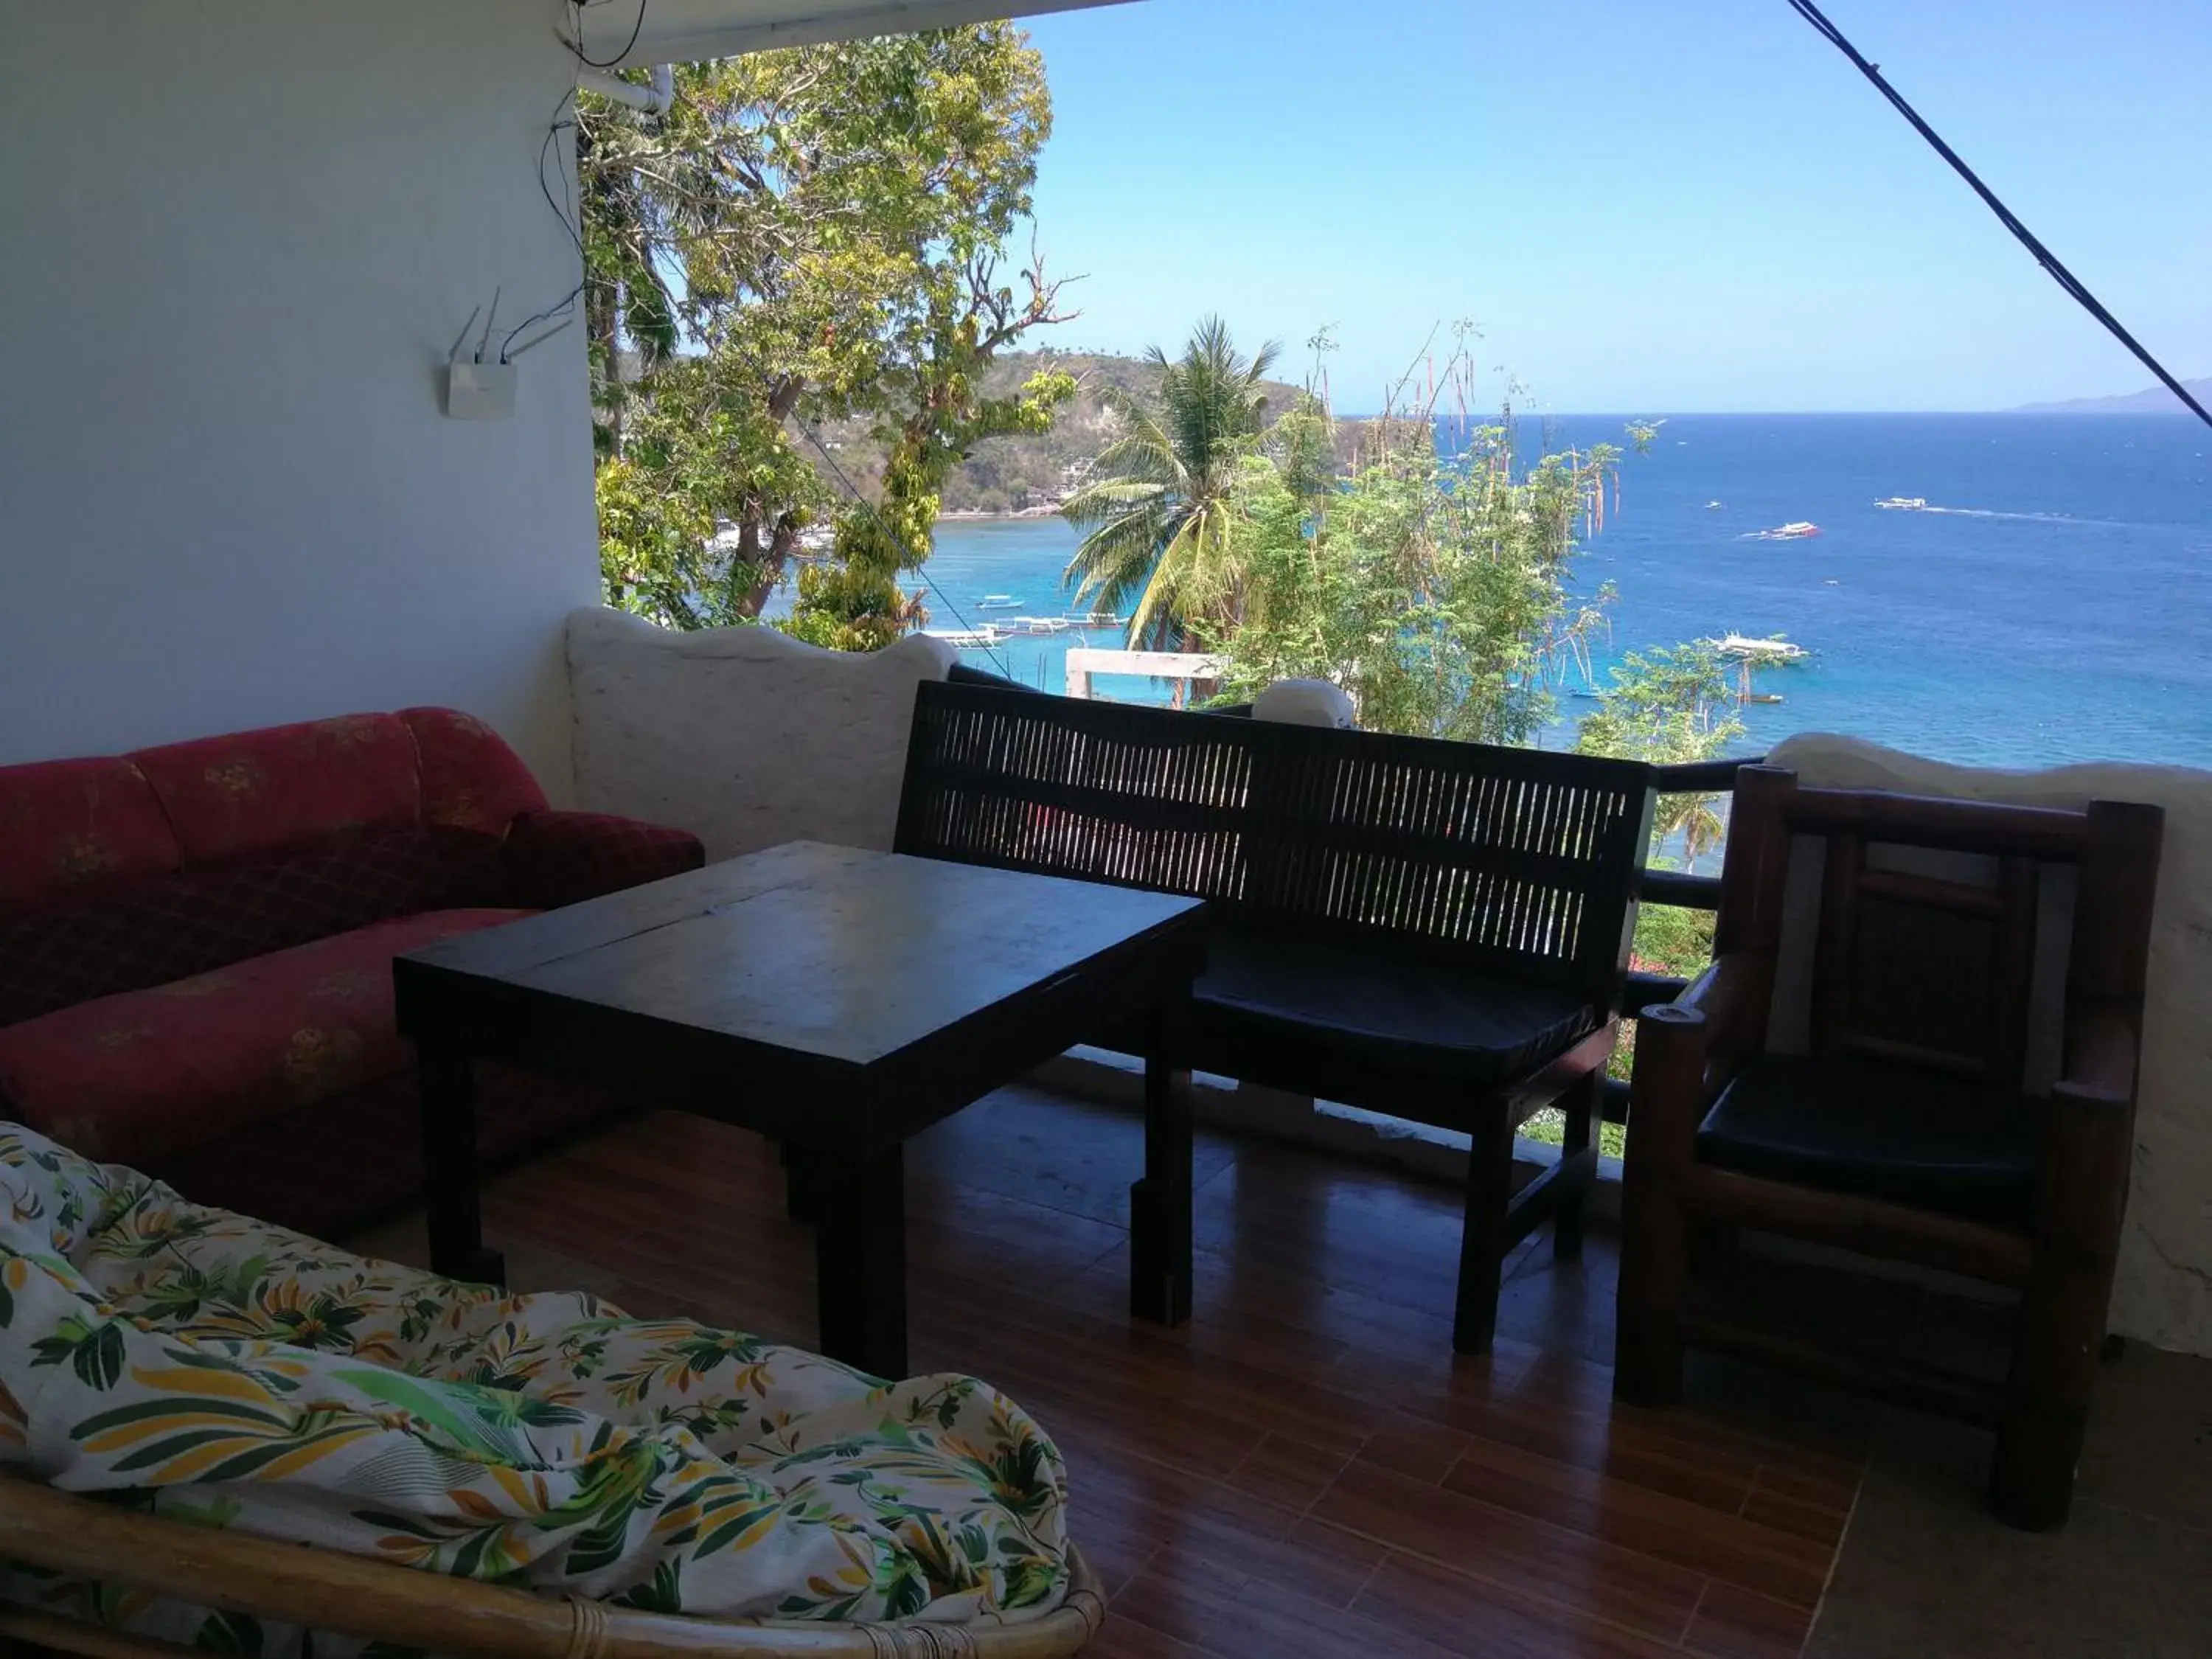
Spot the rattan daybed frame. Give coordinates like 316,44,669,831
0,1475,1104,1659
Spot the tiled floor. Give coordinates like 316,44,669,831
1807,1343,2212,1659
354,1088,1875,1658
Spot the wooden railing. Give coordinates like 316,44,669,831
1604,754,1762,1124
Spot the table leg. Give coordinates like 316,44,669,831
1130,1010,1194,1325
417,1036,505,1287
815,1145,907,1378
782,1141,825,1225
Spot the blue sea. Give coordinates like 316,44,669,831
905,414,2212,770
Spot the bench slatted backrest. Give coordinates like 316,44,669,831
897,680,1655,995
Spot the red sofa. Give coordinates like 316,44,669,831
0,708,703,1237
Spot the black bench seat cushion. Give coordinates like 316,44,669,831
1188,926,1603,1088
1696,1053,2045,1225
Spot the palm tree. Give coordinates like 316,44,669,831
1061,316,1281,647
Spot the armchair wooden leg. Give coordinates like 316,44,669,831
1991,1348,2093,1528
1991,1074,2135,1531
1613,1171,1686,1405
1989,1255,2113,1530
1613,1006,1706,1407
1989,1408,2084,1531
1453,1108,1515,1355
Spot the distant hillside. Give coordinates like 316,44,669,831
651,347,1415,518
808,349,1311,516
940,350,1310,515
2011,376,2212,414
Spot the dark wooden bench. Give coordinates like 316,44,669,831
894,678,1657,1352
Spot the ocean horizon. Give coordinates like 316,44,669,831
821,411,2212,772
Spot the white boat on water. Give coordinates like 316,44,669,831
1706,633,1812,664
1874,496,1929,511
1004,616,1072,635
975,594,1024,610
923,624,1014,649
1742,521,1821,541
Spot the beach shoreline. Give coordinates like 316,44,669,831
936,506,1064,523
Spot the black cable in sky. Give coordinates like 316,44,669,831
1786,0,2211,431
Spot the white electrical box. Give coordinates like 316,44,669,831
444,359,518,420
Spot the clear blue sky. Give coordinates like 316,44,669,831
1018,0,2211,413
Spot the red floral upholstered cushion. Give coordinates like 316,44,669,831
127,714,420,863
400,706,548,834
0,908,533,1167
0,827,510,1027
504,810,706,909
0,757,181,916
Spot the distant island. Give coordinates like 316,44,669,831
2010,375,2212,415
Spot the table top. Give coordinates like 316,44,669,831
399,841,1206,1070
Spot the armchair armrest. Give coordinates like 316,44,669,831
1625,1001,1712,1181
1669,952,1765,1075
1623,950,1766,1172
2053,1009,2137,1109
504,810,705,910
2031,1008,2139,1260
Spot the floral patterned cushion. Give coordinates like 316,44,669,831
0,1125,1069,1653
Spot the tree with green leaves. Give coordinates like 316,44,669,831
579,26,1074,639
1204,332,1624,745
1575,640,1745,1008
790,266,1076,650
1060,317,1281,647
1573,641,1746,872
595,355,829,627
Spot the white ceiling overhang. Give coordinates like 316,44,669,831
569,0,1134,67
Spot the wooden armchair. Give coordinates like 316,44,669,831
1614,766,2163,1529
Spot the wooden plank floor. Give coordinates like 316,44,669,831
352,1088,1872,1659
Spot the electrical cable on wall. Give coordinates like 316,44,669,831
1786,0,2211,431
499,89,587,362
565,0,650,71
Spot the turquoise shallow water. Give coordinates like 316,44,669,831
889,413,2212,768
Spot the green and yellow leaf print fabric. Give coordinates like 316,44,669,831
0,1124,1068,1653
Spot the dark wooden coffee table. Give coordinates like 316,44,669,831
393,840,1207,1377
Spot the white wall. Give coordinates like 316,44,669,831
568,608,956,861
0,0,598,794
